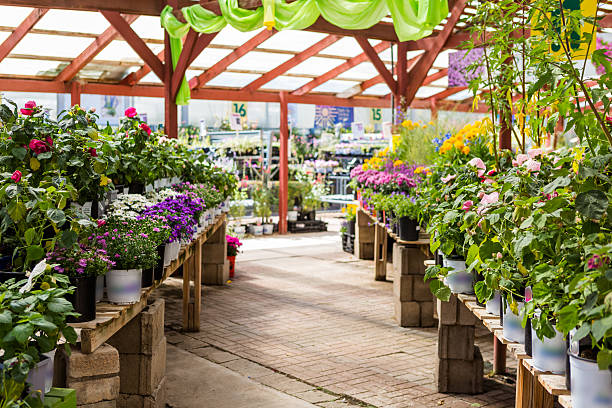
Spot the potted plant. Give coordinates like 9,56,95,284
229,187,247,235
226,235,242,279
390,193,420,241
252,186,272,235
46,244,114,320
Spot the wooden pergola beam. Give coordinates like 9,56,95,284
429,86,468,101
355,36,396,94
242,34,340,92
189,29,275,89
0,8,48,63
292,40,390,96
101,10,165,80
121,50,164,85
423,68,447,86
55,14,139,83
187,32,218,66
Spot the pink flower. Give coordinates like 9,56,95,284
139,123,152,136
516,154,529,166
88,147,98,157
496,252,503,259
525,159,541,173
20,101,36,116
462,200,474,211
484,178,495,184
528,148,542,159
125,107,137,118
487,169,496,176
11,170,21,183
97,219,106,227
45,136,53,146
29,139,48,154
607,115,612,127
468,157,486,177
481,192,499,205
477,191,485,199
441,174,457,183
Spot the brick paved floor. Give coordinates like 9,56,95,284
156,232,516,408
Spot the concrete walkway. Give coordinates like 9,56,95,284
157,231,515,408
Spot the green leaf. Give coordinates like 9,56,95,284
11,323,34,344
429,280,451,302
479,239,503,261
474,281,492,304
24,228,36,246
572,322,591,342
597,349,612,370
62,325,78,344
466,244,479,266
46,208,66,225
11,147,27,160
26,245,44,263
48,298,73,314
591,315,612,342
8,201,26,222
0,310,12,324
575,190,608,220
543,176,570,195
31,318,58,332
59,230,77,248
557,304,579,334
37,151,52,160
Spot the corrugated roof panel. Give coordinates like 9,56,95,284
34,10,108,35
227,51,293,72
286,56,343,75
260,75,311,91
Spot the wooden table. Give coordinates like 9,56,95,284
70,214,226,353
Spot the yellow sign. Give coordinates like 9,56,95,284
370,108,382,124
532,0,597,60
231,102,248,118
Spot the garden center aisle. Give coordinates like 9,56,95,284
156,232,516,408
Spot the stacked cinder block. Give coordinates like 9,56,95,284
202,221,229,284
392,243,435,327
107,299,167,408
54,344,120,408
435,295,484,394
355,208,374,260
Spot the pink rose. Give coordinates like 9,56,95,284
139,123,152,136
441,174,457,183
11,170,21,183
481,192,499,205
97,219,106,227
45,136,53,146
484,178,495,184
487,170,496,176
525,159,541,173
516,154,529,166
89,147,98,157
29,139,48,155
125,107,137,118
496,252,503,259
528,148,542,159
20,101,36,116
462,200,474,211
607,115,612,127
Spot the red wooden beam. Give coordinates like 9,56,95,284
70,81,81,106
429,86,467,101
189,29,276,89
403,0,468,106
187,32,218,67
242,34,341,92
0,8,48,63
292,41,390,96
171,29,199,99
396,42,408,97
423,68,447,86
121,50,165,85
101,10,164,81
278,90,289,234
355,36,396,94
56,14,138,83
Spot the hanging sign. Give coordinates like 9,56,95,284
232,102,248,118
314,105,354,129
229,113,242,131
532,0,597,60
370,108,382,124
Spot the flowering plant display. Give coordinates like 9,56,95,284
91,220,159,270
47,245,114,277
106,193,156,218
226,235,242,257
141,195,203,242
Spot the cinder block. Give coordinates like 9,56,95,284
63,344,120,381
78,401,116,408
419,301,436,327
394,300,420,327
458,301,476,326
437,296,459,326
68,376,120,405
394,245,427,275
202,243,226,264
393,275,413,302
435,346,483,394
203,262,228,285
413,276,434,302
438,325,475,360
118,376,166,408
107,299,165,355
119,336,166,395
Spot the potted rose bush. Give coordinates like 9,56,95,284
226,235,242,279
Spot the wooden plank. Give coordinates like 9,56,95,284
464,301,482,313
193,230,203,331
516,357,533,408
374,223,386,281
558,395,572,408
0,8,48,63
473,308,497,320
457,294,477,303
121,50,164,85
538,374,570,396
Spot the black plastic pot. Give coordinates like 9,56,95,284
524,318,532,356
398,217,419,241
154,245,166,281
67,275,97,323
347,220,356,236
90,200,101,219
0,271,26,283
377,211,385,223
0,255,12,271
141,268,154,288
298,210,316,221
129,182,145,194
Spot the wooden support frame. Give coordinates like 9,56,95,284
121,50,164,85
278,91,289,234
55,14,139,83
373,221,387,281
355,36,396,94
101,10,165,80
0,8,48,63
70,81,81,106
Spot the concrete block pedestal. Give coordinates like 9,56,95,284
202,220,229,285
392,243,435,327
355,208,374,260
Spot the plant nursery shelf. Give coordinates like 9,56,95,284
454,293,571,408
70,214,226,354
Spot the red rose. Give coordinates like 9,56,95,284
29,139,48,154
607,115,612,127
89,147,98,157
125,107,137,118
45,136,53,146
139,123,152,136
20,101,36,116
11,170,21,183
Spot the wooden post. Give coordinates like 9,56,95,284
70,81,81,107
163,15,178,139
493,336,506,374
278,91,289,234
374,223,387,281
430,98,438,120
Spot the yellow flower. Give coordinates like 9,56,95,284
100,175,111,186
462,146,470,155
40,282,50,290
394,160,404,167
454,140,464,149
414,166,423,174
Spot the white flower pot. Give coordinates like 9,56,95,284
214,207,222,217
502,301,525,343
199,214,206,227
106,269,142,304
532,325,566,374
250,225,263,236
95,275,104,303
154,179,161,190
234,225,246,235
27,353,54,397
443,258,474,294
485,291,501,316
263,224,274,235
288,211,298,221
123,187,129,195
569,353,612,408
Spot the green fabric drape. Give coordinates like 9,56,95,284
160,0,449,104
